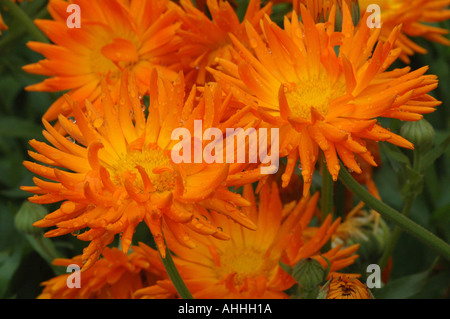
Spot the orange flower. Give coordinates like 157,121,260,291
177,0,272,85
21,71,257,270
359,0,450,63
209,3,440,196
23,0,183,121
134,182,359,299
323,273,373,299
38,246,170,299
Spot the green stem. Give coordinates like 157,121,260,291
0,0,48,43
159,246,193,299
338,163,450,262
321,160,334,253
0,5,48,50
378,150,422,269
321,162,334,222
378,198,414,270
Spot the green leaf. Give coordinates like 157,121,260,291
0,248,22,298
373,270,430,299
381,143,411,172
421,133,450,171
0,116,42,139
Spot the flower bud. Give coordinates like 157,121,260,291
318,274,373,299
292,257,327,291
333,209,390,277
400,119,435,152
14,201,47,235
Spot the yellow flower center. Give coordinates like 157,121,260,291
213,248,277,286
89,35,140,82
284,76,346,121
108,148,176,193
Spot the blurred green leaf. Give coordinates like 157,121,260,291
0,116,42,139
421,133,450,171
374,270,430,299
0,248,22,298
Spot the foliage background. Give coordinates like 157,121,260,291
0,0,449,298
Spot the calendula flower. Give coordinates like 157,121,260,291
322,273,373,299
135,182,359,299
359,0,450,63
209,3,440,196
23,0,183,121
38,246,170,299
177,0,272,85
21,71,257,270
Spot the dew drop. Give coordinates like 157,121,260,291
249,38,258,48
295,29,304,38
93,118,103,128
61,201,76,214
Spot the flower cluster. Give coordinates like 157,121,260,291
14,0,448,299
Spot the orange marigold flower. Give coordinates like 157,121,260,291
359,0,450,63
177,0,272,85
38,246,170,299
209,3,441,196
322,273,373,299
134,182,360,299
23,0,183,121
21,71,257,270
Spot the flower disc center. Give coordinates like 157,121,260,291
283,76,346,121
213,248,276,286
109,147,176,193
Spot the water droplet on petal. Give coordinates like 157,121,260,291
93,118,103,128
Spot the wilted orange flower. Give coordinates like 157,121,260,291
177,0,272,85
359,0,450,63
23,0,183,121
38,246,170,299
209,3,440,196
135,182,359,299
323,273,373,299
21,71,257,270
